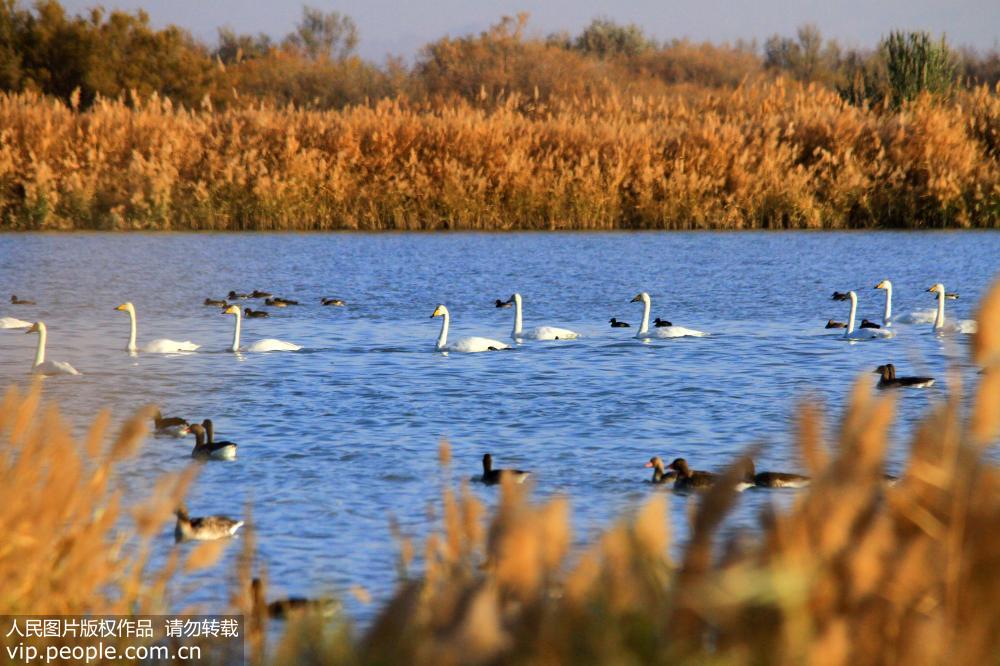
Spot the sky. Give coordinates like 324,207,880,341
57,0,999,61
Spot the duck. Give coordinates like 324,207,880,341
0,316,32,329
10,295,35,305
494,298,512,309
874,364,935,389
860,319,881,329
115,302,200,353
667,458,717,489
430,305,509,352
645,456,677,484
740,459,810,488
187,423,237,461
321,297,346,307
264,298,288,308
825,319,847,329
946,292,959,300
836,291,893,340
609,317,630,328
631,293,708,338
228,291,249,300
653,317,673,328
222,304,300,352
24,322,80,376
831,291,850,301
251,290,272,299
204,298,228,307
507,293,580,341
480,453,530,485
251,578,339,619
244,308,269,319
273,297,299,306
174,506,244,542
152,409,189,437
873,280,935,325
927,283,977,334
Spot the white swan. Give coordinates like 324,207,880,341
223,304,301,352
927,283,977,334
873,280,936,325
25,322,80,375
1,316,32,329
114,302,199,353
841,291,893,340
630,292,707,338
431,305,509,352
507,293,579,341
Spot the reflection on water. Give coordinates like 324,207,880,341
0,231,996,621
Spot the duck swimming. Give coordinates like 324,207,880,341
825,319,847,329
174,506,244,542
609,318,631,328
653,317,673,328
251,578,339,619
244,308,269,318
860,319,881,329
264,298,287,308
874,364,935,389
228,291,249,300
204,298,228,307
188,423,237,461
152,409,189,437
10,295,35,305
273,297,299,306
831,291,850,301
480,453,530,485
667,458,717,490
251,290,272,298
321,297,346,306
740,459,810,488
645,456,677,484
494,298,512,309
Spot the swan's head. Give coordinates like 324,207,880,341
848,291,857,303
630,292,650,303
874,280,891,290
927,283,945,295
25,322,44,335
223,304,241,316
114,302,135,314
430,305,448,318
510,293,522,305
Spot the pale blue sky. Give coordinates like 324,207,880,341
58,0,999,61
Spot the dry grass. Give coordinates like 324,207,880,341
1,282,999,664
0,81,997,230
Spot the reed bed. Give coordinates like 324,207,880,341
0,81,997,230
2,281,999,664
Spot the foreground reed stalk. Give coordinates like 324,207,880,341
2,280,999,664
0,82,997,230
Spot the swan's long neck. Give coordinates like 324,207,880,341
846,293,858,335
933,288,945,329
882,283,892,326
33,325,46,367
436,312,449,350
637,296,651,336
126,307,137,352
230,311,242,352
512,296,523,337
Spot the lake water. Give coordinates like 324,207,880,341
0,231,997,622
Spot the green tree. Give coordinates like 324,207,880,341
283,5,358,61
881,30,955,107
573,17,652,58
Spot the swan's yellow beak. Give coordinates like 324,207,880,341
630,294,642,303
223,305,240,315
430,305,445,318
25,323,39,334
874,281,885,289
114,303,128,311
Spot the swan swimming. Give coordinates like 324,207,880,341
115,302,199,353
873,280,936,326
430,305,509,352
927,283,977,334
507,293,579,341
24,322,80,376
1,316,32,329
630,292,707,338
839,291,893,340
222,304,301,352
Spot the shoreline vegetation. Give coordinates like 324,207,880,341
0,5,998,230
1,278,998,664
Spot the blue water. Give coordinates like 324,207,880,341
0,231,996,622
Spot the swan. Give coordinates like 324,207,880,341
115,302,199,353
838,291,893,340
508,293,579,341
222,305,301,352
430,305,509,352
630,292,707,338
24,322,80,375
927,283,977,334
1,316,32,329
873,280,936,326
